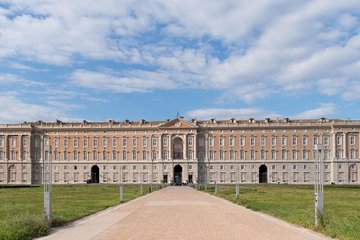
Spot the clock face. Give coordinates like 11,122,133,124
175,122,181,127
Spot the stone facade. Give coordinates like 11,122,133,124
0,117,359,185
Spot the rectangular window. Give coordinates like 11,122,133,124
93,151,98,161
54,151,59,161
93,138,98,147
64,151,68,161
132,138,137,147
152,151,157,160
313,137,319,145
250,137,255,146
142,137,147,147
209,151,214,160
240,137,245,146
103,137,108,147
292,137,297,145
219,150,224,160
230,150,235,160
64,138,68,147
11,138,16,148
152,137,157,147
350,149,356,159
122,137,127,147
271,150,276,160
219,137,224,146
271,137,276,146
302,137,308,145
261,137,266,146
336,149,342,159
112,150,117,160
83,138,88,147
122,151,127,160
0,137,4,147
240,150,245,160
83,151,88,161
113,138,118,148
302,149,308,160
281,137,287,146
54,138,59,147
350,136,356,145
292,150,297,160
209,137,214,146
187,137,193,146
261,149,265,160
281,150,287,160
230,137,235,146
0,151,4,160
74,138,78,148
250,150,255,160
132,151,137,160
74,151,78,160
142,150,147,160
337,136,342,145
323,136,329,145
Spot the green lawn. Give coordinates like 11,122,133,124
0,184,159,240
197,184,360,240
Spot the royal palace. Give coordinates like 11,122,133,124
0,117,359,185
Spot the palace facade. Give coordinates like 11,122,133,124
0,117,359,185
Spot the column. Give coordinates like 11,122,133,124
331,129,336,183
204,134,208,161
193,133,197,161
158,134,162,161
169,134,172,160
343,132,347,159
5,135,8,184
183,134,187,160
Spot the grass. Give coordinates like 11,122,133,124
196,184,360,240
0,184,160,240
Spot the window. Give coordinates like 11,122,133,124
0,137,4,147
11,138,16,148
0,151,4,160
324,149,328,159
240,137,245,146
83,151,88,161
54,151,59,161
240,150,245,160
64,151,68,161
74,151,78,161
313,136,319,145
250,137,255,146
103,137,108,147
55,138,59,147
132,150,137,160
209,137,214,146
230,150,235,160
112,150,117,160
122,137,127,147
261,149,265,160
93,138,98,147
323,136,329,145
302,149,308,160
187,137,193,146
142,150,147,160
281,149,287,160
219,150,224,160
261,137,266,146
132,138,137,147
83,138,88,147
152,137,157,147
219,137,224,146
337,136,342,145
103,151,107,160
271,137,276,146
163,151,168,159
188,151,193,159
122,150,127,160
142,137,147,147
93,151,98,161
112,138,118,147
209,150,214,160
271,150,276,160
230,137,235,146
250,150,255,160
350,149,356,159
64,138,68,147
336,149,342,159
302,137,308,145
152,151,157,160
350,136,356,145
10,150,16,160
74,138,78,148
292,150,297,160
292,137,297,145
281,137,287,146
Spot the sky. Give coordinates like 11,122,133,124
1,0,360,123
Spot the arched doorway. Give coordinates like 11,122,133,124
174,165,182,185
259,165,267,183
91,165,99,183
173,138,183,159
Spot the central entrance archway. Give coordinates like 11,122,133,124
173,137,183,159
91,165,99,183
259,165,267,183
174,165,182,185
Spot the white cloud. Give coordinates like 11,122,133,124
0,73,44,86
186,108,280,120
1,0,360,104
293,103,336,119
0,94,77,123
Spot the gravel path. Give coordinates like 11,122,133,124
39,186,332,240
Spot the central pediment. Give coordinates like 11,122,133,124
159,117,198,129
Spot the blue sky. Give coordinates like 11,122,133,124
1,0,360,123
